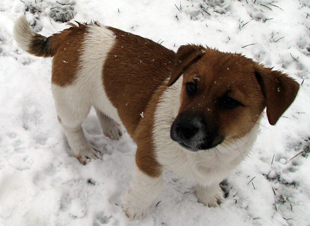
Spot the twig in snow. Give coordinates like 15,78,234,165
242,43,255,48
274,203,278,211
241,21,251,28
157,40,164,45
283,217,293,222
200,5,211,15
247,176,256,185
233,191,239,197
260,4,272,11
252,182,256,190
175,3,182,12
269,3,283,11
273,36,284,43
56,1,71,6
271,154,275,165
290,53,299,62
287,150,305,162
272,187,277,196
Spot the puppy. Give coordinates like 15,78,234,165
14,17,299,219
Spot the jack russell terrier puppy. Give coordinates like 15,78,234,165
14,17,299,220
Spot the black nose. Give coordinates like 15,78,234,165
175,120,199,140
171,114,224,151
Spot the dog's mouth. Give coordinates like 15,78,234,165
178,141,196,151
175,137,224,152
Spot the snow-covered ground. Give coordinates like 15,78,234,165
0,0,310,225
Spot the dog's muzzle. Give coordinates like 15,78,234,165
170,114,224,151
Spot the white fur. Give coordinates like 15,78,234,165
52,25,122,163
122,166,163,220
153,77,260,206
50,24,159,219
13,17,37,52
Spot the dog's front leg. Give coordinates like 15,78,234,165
122,165,163,220
195,183,225,207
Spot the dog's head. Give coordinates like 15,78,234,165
168,45,299,151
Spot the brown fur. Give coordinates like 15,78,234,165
168,45,205,86
253,64,300,125
169,46,299,144
133,85,167,177
51,24,88,86
103,27,175,177
104,27,175,135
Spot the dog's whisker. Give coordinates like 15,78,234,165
251,119,270,130
232,137,245,160
233,136,255,155
214,146,222,155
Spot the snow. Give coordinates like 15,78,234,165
0,0,310,225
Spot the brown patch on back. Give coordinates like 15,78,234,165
51,23,88,86
104,27,175,135
103,27,175,177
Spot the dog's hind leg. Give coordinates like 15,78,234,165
95,108,122,140
52,85,100,165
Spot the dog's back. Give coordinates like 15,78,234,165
14,17,175,135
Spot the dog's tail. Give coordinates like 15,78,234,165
14,17,59,57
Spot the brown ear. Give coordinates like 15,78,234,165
254,64,299,125
167,45,205,86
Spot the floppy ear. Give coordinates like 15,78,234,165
167,45,205,86
254,64,299,125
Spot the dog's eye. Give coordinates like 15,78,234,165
219,96,242,110
186,82,197,96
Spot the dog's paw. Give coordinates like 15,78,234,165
76,146,101,165
122,189,150,220
121,167,163,220
102,122,122,140
122,202,147,221
195,183,225,207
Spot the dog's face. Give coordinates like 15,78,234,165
168,45,299,152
